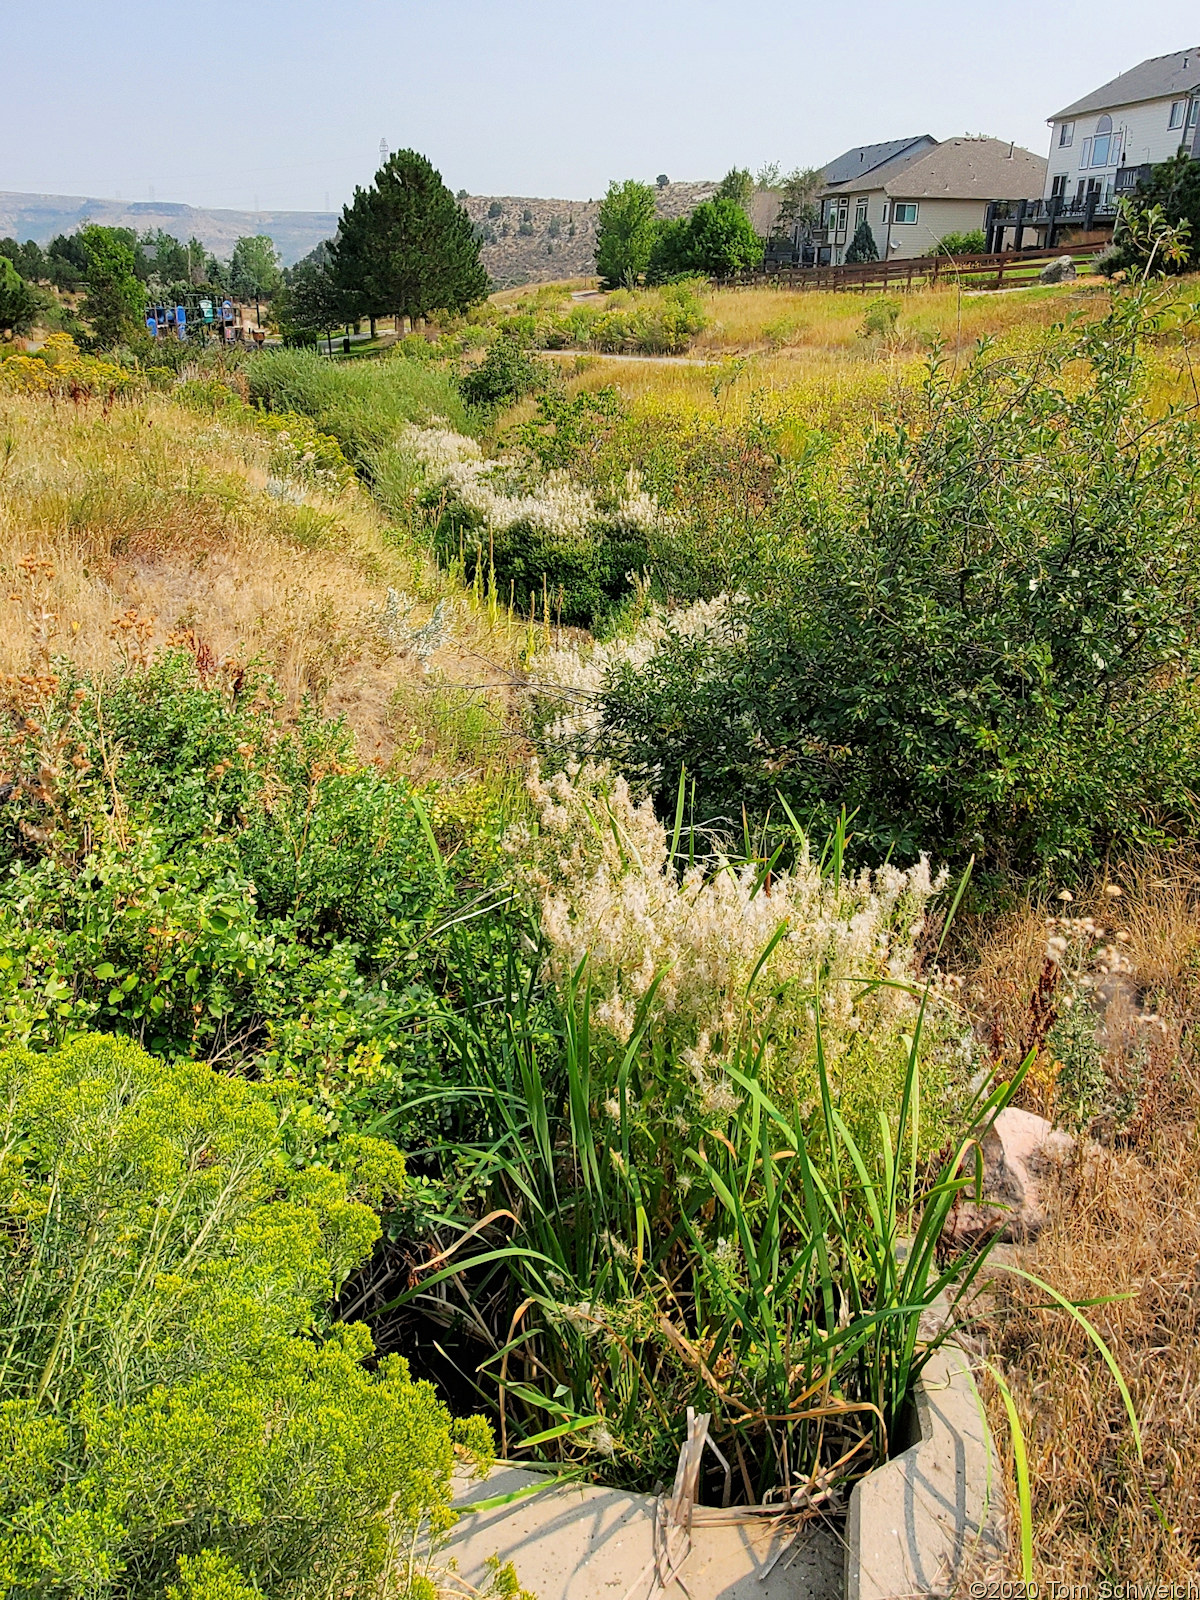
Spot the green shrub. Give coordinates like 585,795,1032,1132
0,658,521,1138
443,514,652,627
936,228,987,255
1106,152,1200,276
587,283,707,354
0,1032,491,1598
645,198,761,282
587,289,1200,871
844,218,879,263
459,334,547,409
859,295,899,338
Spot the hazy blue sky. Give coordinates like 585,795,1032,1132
4,0,1198,211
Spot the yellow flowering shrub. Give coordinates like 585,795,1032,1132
0,332,140,399
0,1033,492,1599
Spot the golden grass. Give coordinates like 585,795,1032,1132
0,388,524,761
958,857,1200,1578
692,279,1099,356
984,1129,1200,1581
491,277,1200,464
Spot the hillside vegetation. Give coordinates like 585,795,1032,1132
3,267,1200,1590
460,181,719,286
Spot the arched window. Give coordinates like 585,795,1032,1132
1092,114,1113,167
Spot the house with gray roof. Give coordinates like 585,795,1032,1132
983,48,1200,252
1043,47,1200,212
814,137,1046,264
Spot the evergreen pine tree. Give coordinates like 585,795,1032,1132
332,151,488,327
0,257,37,338
844,218,879,263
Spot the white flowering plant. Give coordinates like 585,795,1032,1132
516,758,972,1158
398,417,674,626
390,763,1003,1503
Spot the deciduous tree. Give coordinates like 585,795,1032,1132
79,224,144,347
646,197,761,282
716,167,754,214
595,179,658,289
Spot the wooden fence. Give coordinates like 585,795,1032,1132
717,247,1100,295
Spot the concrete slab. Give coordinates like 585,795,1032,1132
447,1465,843,1600
844,1348,1006,1599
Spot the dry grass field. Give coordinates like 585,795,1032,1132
0,385,522,767
957,862,1200,1581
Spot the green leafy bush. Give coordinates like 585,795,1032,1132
0,1032,491,1598
595,179,658,289
441,512,653,627
587,290,1200,870
645,199,762,282
1105,152,1200,276
459,334,548,409
859,295,900,338
936,228,987,256
0,657,520,1140
587,282,707,354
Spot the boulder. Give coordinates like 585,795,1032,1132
1039,254,1077,284
944,1106,1075,1246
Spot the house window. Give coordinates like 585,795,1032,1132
881,201,890,223
834,199,848,232
854,198,867,229
1109,131,1122,166
1190,99,1199,127
1050,174,1068,199
1169,100,1185,128
1058,121,1075,147
1080,137,1093,168
1091,114,1112,168
892,202,918,224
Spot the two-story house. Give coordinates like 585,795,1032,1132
815,137,1046,264
988,48,1200,249
1045,47,1200,212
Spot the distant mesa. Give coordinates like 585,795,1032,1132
0,191,340,266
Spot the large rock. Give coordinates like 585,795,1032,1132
1039,254,1077,284
944,1107,1075,1246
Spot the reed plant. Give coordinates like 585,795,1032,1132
386,809,1085,1515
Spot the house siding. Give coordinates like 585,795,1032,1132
823,192,1010,262
1045,95,1198,200
874,196,995,260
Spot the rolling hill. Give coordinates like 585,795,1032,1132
0,180,722,285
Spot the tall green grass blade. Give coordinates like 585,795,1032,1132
985,1360,1034,1581
991,1262,1143,1459
669,764,687,864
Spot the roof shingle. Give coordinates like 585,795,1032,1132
821,137,935,188
875,137,1046,199
1052,47,1200,121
